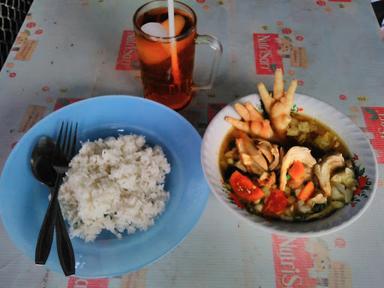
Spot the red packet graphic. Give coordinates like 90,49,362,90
362,107,384,163
67,278,109,288
272,235,317,288
54,98,83,111
207,103,226,123
253,33,283,75
116,30,140,71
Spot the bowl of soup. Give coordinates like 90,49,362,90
201,75,377,236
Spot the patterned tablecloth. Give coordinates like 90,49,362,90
0,0,383,287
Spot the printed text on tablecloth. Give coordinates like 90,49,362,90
253,33,283,75
116,30,139,71
362,107,384,163
272,235,352,288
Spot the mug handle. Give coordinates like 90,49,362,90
193,34,223,91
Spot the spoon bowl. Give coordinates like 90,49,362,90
31,136,57,187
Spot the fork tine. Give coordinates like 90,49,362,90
55,122,65,153
54,122,78,165
70,123,78,159
61,122,69,154
55,121,65,157
64,123,72,158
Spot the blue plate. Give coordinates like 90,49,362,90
0,96,209,278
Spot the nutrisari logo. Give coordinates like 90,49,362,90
272,235,352,288
67,278,108,288
272,236,316,287
116,30,139,71
362,107,384,163
253,33,283,74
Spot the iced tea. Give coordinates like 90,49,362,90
134,6,196,110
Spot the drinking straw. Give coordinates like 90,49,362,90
167,0,181,85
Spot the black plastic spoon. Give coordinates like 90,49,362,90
30,136,75,276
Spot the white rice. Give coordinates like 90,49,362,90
58,134,171,242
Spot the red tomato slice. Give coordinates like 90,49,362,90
263,189,289,216
229,171,264,202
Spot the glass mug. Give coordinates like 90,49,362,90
133,0,222,110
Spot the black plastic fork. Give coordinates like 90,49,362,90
35,122,77,276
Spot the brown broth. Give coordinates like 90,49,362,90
287,113,350,159
219,113,351,182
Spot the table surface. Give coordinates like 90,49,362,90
0,0,384,287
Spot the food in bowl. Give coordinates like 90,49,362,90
220,69,363,221
58,134,171,242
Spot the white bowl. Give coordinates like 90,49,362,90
201,94,378,236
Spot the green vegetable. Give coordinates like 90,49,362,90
234,161,247,172
331,168,357,188
305,204,335,220
223,183,232,192
261,186,271,197
331,201,345,209
314,132,333,150
255,203,263,213
298,121,310,133
331,185,346,202
344,188,353,204
331,168,357,203
297,133,307,144
297,200,312,214
309,123,318,132
287,127,300,136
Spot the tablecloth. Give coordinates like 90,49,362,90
0,0,383,287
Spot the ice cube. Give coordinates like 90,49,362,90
162,15,186,36
141,22,168,37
